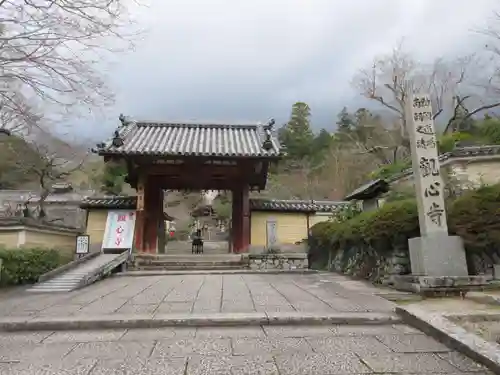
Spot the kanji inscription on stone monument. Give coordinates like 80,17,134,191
403,87,468,277
408,93,447,236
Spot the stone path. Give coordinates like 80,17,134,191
0,273,396,318
0,273,494,373
0,324,493,374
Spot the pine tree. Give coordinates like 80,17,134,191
100,162,127,195
281,102,314,160
336,107,354,132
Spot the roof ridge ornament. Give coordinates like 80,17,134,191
119,114,133,127
262,118,275,151
112,130,124,148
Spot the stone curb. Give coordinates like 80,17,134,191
396,305,500,374
115,269,318,277
465,292,500,306
446,311,500,323
0,312,400,332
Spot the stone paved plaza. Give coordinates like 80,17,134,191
0,273,494,374
0,273,396,318
0,324,493,374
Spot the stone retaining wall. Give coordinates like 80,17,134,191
325,245,411,285
246,253,308,270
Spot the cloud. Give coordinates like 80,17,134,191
88,0,499,139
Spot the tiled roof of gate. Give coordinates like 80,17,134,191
344,179,389,201
80,196,137,209
80,196,176,220
96,121,282,158
249,199,348,213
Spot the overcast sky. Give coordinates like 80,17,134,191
84,0,499,140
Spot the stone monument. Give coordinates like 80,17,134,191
405,91,469,277
266,218,278,250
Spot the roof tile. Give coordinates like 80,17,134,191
249,199,348,213
80,196,175,220
80,196,137,210
97,122,281,158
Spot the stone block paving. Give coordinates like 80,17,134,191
0,324,493,374
0,273,396,318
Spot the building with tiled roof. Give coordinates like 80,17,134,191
80,196,137,210
249,198,347,213
95,120,282,158
388,146,500,183
81,195,175,249
389,145,500,189
92,116,282,253
249,198,348,250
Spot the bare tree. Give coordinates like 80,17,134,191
0,85,38,135
352,42,500,137
336,108,408,165
10,136,88,219
320,143,375,199
0,0,141,132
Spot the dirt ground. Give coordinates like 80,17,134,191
402,296,500,345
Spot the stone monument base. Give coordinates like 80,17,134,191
408,234,468,276
394,234,493,296
391,275,491,296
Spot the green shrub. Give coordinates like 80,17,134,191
309,183,500,278
315,199,418,251
478,117,500,145
370,161,411,179
308,221,337,268
448,184,500,253
438,132,474,153
360,199,418,249
384,185,416,202
0,247,67,286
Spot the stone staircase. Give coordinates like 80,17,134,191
131,237,248,271
131,253,247,271
165,240,229,255
27,253,127,293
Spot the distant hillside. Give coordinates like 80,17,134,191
0,134,47,189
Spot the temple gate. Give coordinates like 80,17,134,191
95,117,281,253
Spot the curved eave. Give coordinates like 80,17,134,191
251,208,317,214
96,149,283,159
80,204,137,210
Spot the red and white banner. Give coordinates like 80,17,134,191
102,210,137,250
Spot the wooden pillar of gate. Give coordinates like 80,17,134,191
144,180,163,253
134,175,146,253
135,176,163,253
232,185,250,253
157,189,166,254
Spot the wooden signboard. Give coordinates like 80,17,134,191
137,178,145,211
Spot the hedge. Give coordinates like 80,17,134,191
0,247,72,286
448,184,500,253
309,183,500,278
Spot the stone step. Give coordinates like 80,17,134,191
0,312,401,331
36,279,80,284
165,249,229,255
47,278,83,283
40,280,80,285
28,288,74,293
32,286,78,291
166,241,228,250
27,251,128,293
134,260,245,267
135,254,241,261
132,265,247,271
133,254,246,271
